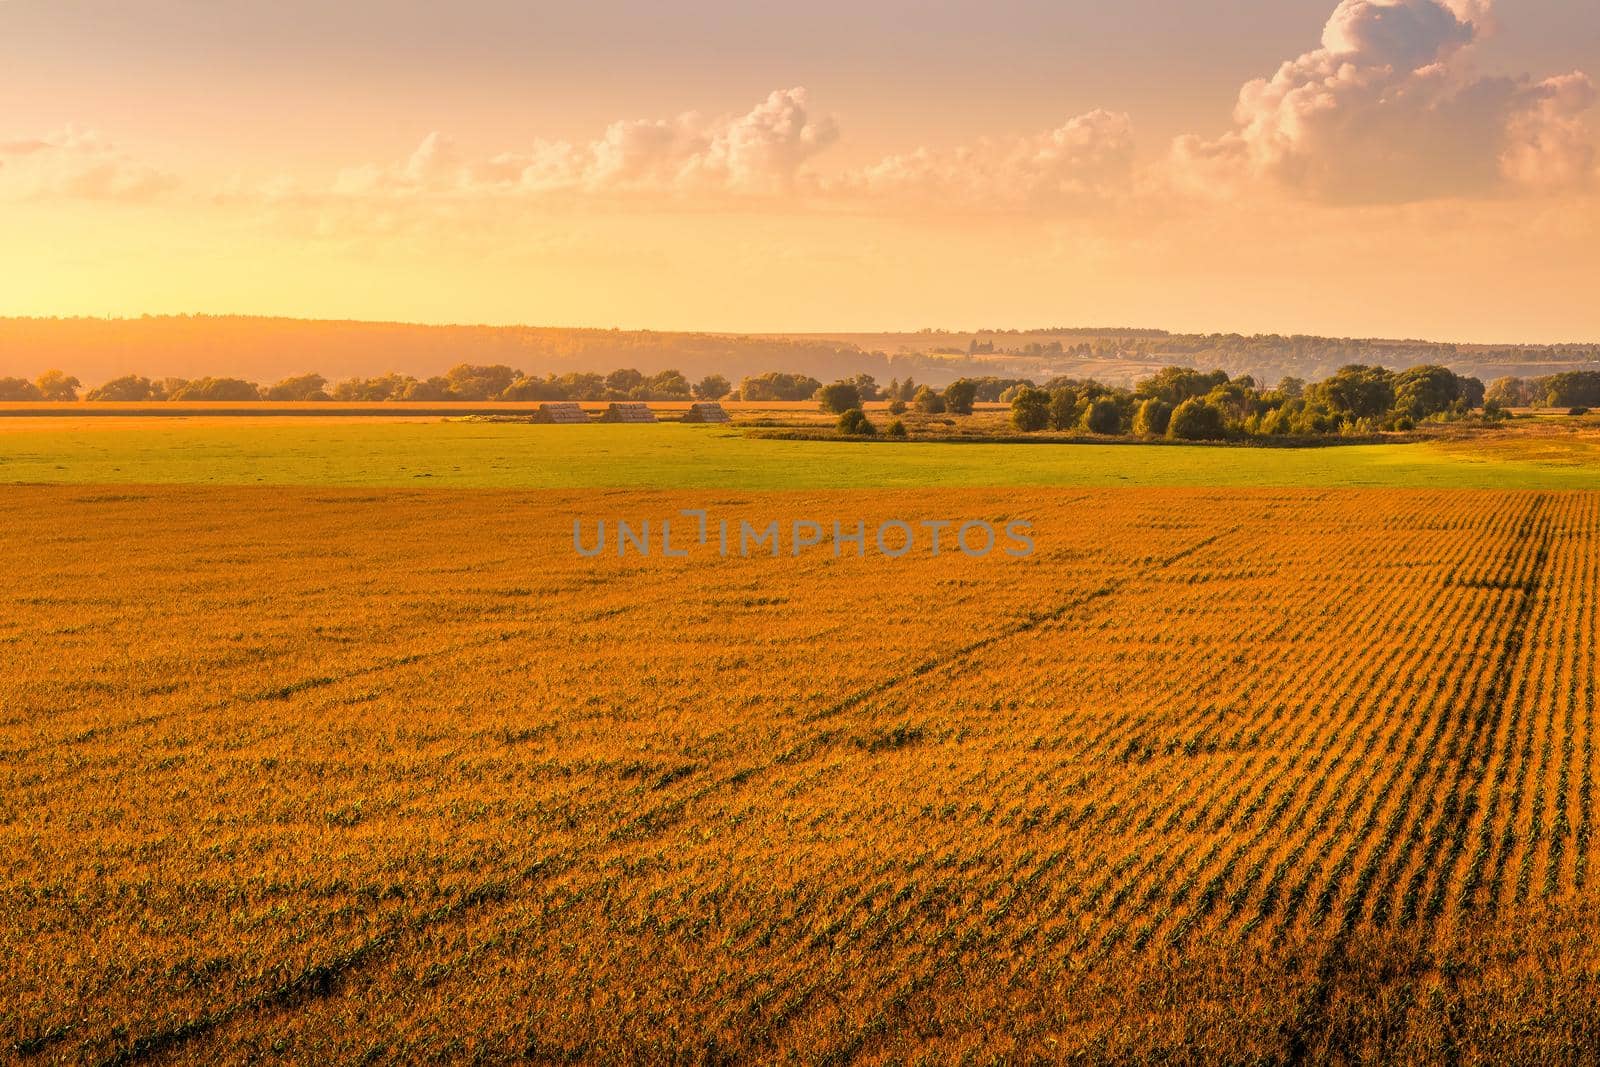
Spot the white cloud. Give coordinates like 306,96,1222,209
208,0,1598,241
0,126,177,201
335,88,840,200
1171,0,1596,201
1501,73,1598,192
321,91,1132,218
837,109,1135,212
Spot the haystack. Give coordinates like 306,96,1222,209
600,403,658,423
533,402,589,424
682,402,731,424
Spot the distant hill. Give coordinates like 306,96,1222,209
1,316,1596,389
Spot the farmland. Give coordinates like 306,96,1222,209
1,415,1599,490
4,484,1600,1062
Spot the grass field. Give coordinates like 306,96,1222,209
4,484,1600,1062
1,417,1597,489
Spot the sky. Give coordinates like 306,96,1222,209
1,0,1598,341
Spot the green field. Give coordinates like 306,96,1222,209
0,417,1596,489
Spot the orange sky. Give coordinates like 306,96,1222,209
2,0,1597,341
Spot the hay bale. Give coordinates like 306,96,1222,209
599,403,658,423
682,402,731,424
533,402,589,424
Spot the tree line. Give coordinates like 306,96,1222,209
4,364,1585,436
0,365,1018,405
1485,371,1600,411
0,366,737,403
820,364,1499,440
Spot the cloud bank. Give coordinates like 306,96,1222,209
835,110,1135,212
0,127,177,202
335,88,840,200
1171,0,1596,201
11,0,1593,221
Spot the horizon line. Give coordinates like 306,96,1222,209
3,311,1598,350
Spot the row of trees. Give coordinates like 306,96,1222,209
1,364,1519,436
817,375,1040,416
1007,364,1486,439
1486,372,1600,410
0,366,738,403
816,364,1490,440
0,371,83,401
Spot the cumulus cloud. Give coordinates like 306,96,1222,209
222,1,1596,240
322,91,1133,218
0,127,177,201
1172,0,1596,201
335,88,840,200
1501,73,1598,191
837,109,1135,212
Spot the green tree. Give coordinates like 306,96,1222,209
264,373,329,401
1135,367,1230,406
35,370,81,401
943,378,979,415
849,374,882,401
649,369,692,399
1393,365,1464,419
167,377,261,401
912,386,946,414
498,375,565,401
557,372,607,400
817,381,863,414
1081,398,1123,435
1485,377,1530,408
1317,364,1395,422
1134,398,1173,436
693,374,730,400
1048,388,1079,431
0,377,44,401
86,375,159,401
741,372,823,401
1167,397,1228,440
446,364,520,401
603,368,646,399
1010,387,1051,432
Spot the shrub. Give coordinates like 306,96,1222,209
1570,407,1591,417
912,386,946,414
887,399,907,415
887,419,907,438
837,408,877,436
817,381,863,414
1167,397,1228,440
